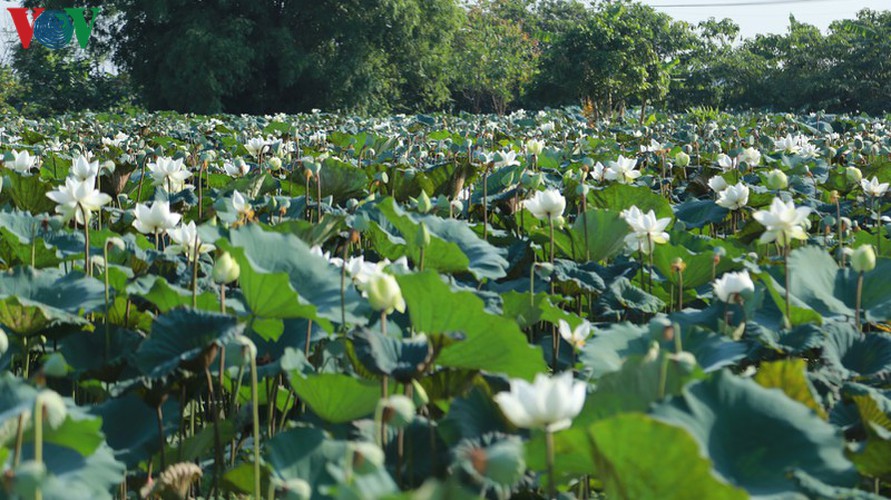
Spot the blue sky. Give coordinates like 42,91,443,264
641,0,889,37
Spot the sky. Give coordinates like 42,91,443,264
0,0,887,51
641,0,889,37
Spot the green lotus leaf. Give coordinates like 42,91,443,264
653,371,857,497
135,309,244,379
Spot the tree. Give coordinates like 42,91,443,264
111,0,462,115
450,1,539,113
532,1,692,119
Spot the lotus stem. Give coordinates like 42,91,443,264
13,414,24,467
80,204,90,277
677,268,684,311
856,271,864,331
545,430,556,499
316,174,322,223
104,242,111,359
154,403,170,480
220,283,226,313
784,244,791,327
34,400,43,500
836,197,844,265
191,235,200,308
250,348,261,500
482,165,489,241
548,217,555,264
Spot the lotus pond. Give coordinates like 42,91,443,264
1,108,891,499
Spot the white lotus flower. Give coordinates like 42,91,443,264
232,190,251,215
526,139,545,156
69,155,99,181
5,149,36,174
716,154,734,171
166,221,215,262
589,162,606,182
708,176,728,193
716,182,750,210
101,132,129,148
494,372,586,432
244,138,269,158
774,134,802,154
798,143,818,159
604,155,641,184
222,160,250,177
45,175,111,224
739,147,761,166
558,319,591,350
752,197,812,245
861,177,889,198
621,206,671,254
493,150,520,169
132,201,181,234
713,271,755,302
524,189,566,221
148,157,192,193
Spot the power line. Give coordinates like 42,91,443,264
648,0,845,7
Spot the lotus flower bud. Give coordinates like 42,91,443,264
766,169,788,190
417,190,432,214
0,327,8,356
268,157,282,171
845,167,863,184
212,252,240,284
674,151,691,167
366,273,406,315
576,183,590,196
851,245,876,273
417,223,431,248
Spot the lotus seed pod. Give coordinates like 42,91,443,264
350,441,385,469
671,257,686,273
35,389,67,430
106,236,126,251
480,439,526,487
12,461,46,499
851,245,876,273
380,394,415,429
212,252,240,284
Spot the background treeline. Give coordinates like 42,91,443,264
2,0,890,116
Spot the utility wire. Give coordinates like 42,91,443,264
648,0,844,7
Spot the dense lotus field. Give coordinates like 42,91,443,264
1,107,891,499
